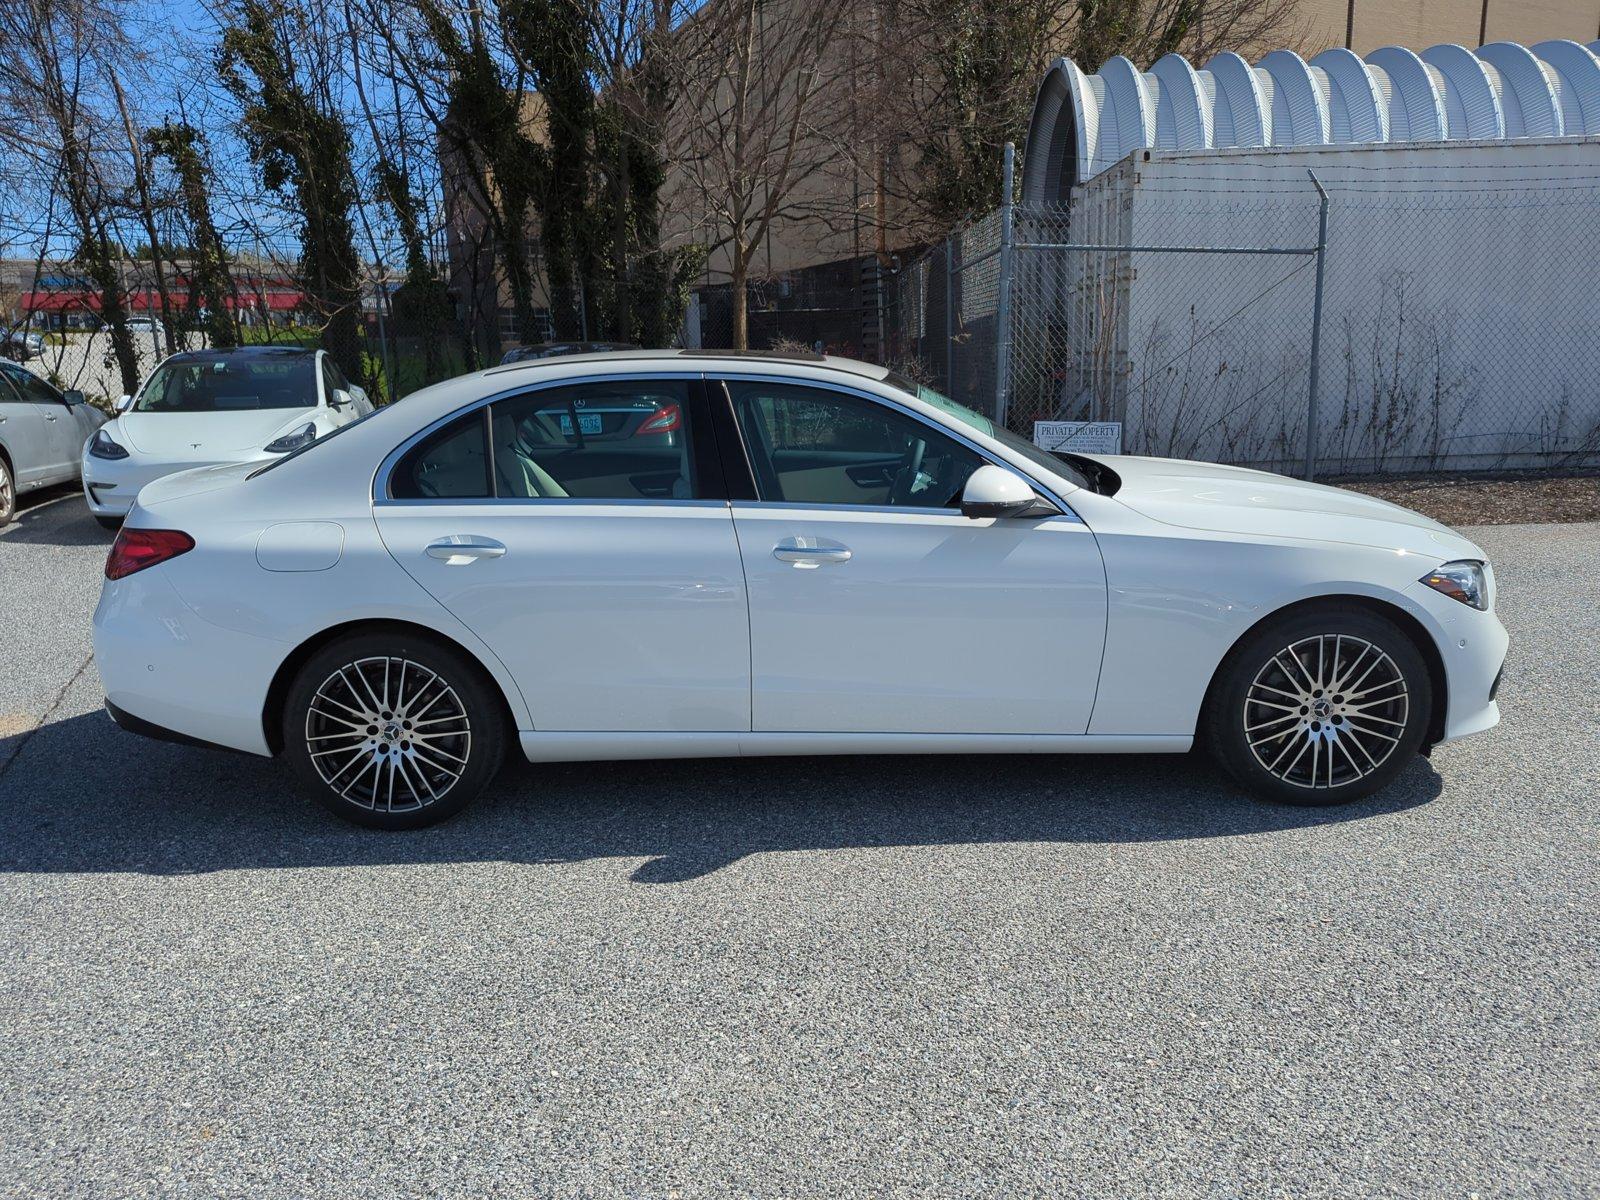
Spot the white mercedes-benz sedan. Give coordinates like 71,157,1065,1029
82,344,372,529
93,351,1507,829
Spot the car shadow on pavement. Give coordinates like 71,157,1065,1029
0,490,114,548
0,709,1443,881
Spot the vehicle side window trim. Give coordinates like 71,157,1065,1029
703,380,759,502
375,371,727,507
709,373,1080,521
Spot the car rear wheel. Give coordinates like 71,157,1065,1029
283,631,507,829
1205,606,1432,806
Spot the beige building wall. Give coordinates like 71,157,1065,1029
1297,0,1598,54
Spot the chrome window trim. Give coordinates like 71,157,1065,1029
712,372,1083,523
373,370,707,506
373,496,730,510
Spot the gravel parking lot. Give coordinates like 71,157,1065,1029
1,490,1596,1198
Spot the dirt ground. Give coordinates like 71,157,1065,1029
1337,472,1600,527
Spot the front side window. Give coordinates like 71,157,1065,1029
489,380,694,500
882,372,1089,491
727,381,981,508
132,355,316,412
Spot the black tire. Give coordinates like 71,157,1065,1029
0,456,14,527
1204,604,1432,807
94,514,123,532
282,630,507,829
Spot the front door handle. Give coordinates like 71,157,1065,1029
425,535,507,564
772,536,852,566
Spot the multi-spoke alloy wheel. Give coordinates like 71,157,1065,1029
0,458,14,526
285,633,505,828
306,655,472,812
1244,635,1408,790
1207,607,1430,807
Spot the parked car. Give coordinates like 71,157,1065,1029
103,317,164,335
94,351,1507,830
81,345,372,531
3,330,45,361
500,341,638,365
0,362,105,526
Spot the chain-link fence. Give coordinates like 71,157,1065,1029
881,148,1600,478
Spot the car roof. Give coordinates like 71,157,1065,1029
483,348,891,382
162,345,318,364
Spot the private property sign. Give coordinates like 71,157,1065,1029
1033,421,1122,455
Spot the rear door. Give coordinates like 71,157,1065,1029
372,375,751,733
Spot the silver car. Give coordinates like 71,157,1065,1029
0,362,105,525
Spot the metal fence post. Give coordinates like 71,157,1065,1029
373,266,394,402
944,236,954,392
994,142,1017,427
1304,171,1330,481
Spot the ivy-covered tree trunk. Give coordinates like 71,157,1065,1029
147,121,239,348
504,0,599,340
218,0,364,382
60,132,140,395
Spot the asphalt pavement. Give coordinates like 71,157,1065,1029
1,489,1596,1197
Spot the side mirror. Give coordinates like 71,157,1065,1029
960,464,1056,520
328,388,349,410
115,393,133,412
63,389,85,405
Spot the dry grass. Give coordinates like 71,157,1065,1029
1335,472,1600,527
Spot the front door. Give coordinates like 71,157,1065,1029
720,379,1106,735
373,376,751,733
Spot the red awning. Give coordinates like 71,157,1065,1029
21,286,306,314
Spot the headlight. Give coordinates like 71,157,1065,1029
1420,560,1489,610
264,422,317,454
88,428,129,460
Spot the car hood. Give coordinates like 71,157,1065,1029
114,409,316,456
1090,454,1485,559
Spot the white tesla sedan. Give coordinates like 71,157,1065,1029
82,345,372,529
93,352,1507,829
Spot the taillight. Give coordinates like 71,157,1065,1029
105,528,195,580
634,403,681,436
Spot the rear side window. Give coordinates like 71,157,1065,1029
390,411,491,499
488,380,694,500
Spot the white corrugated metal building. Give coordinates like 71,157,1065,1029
1017,41,1600,473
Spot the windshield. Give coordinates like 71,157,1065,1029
882,373,1089,491
133,356,317,413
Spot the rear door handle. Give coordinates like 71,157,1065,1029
772,536,852,565
425,535,507,564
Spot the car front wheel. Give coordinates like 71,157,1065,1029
283,631,507,829
0,457,14,526
1206,605,1432,806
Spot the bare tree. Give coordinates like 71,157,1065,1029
0,0,144,394
109,68,179,356
668,0,861,350
881,0,1304,228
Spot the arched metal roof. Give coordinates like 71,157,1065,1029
1022,39,1600,203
